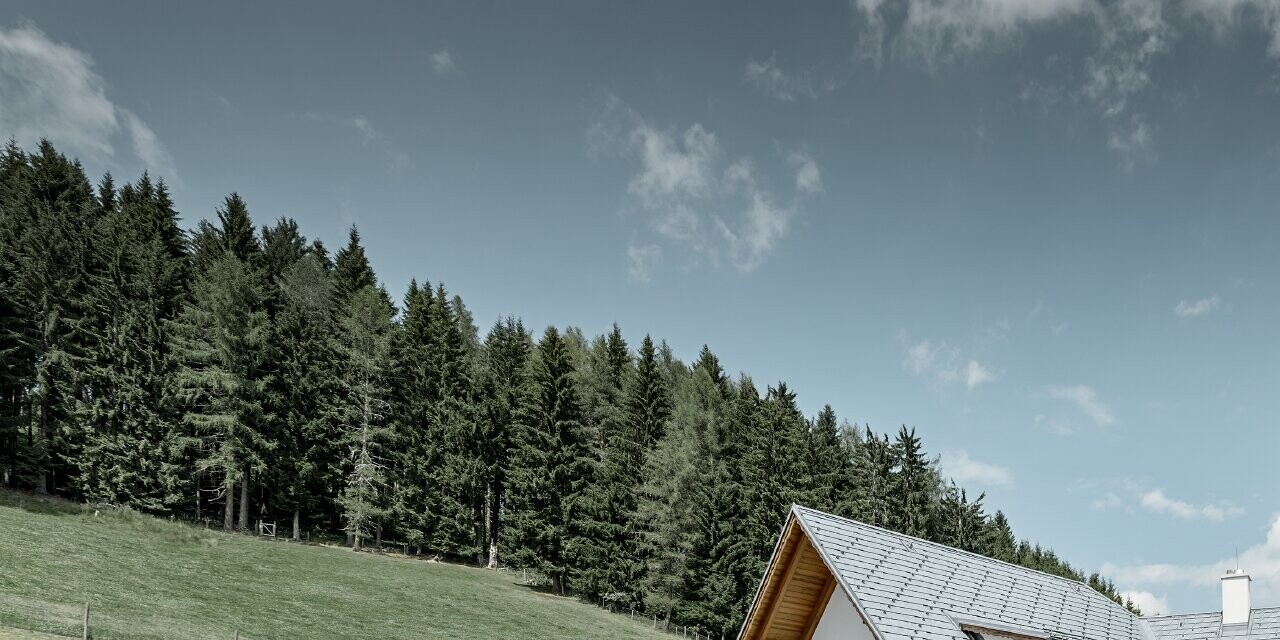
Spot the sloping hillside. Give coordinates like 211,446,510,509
0,491,670,639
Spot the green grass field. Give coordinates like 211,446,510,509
0,491,671,639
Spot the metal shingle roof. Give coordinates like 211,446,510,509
1145,608,1280,640
793,506,1154,640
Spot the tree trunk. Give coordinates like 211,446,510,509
194,472,201,522
223,478,235,531
292,510,300,541
237,465,249,530
486,485,501,569
375,522,382,550
37,394,48,494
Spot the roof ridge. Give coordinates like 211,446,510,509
791,504,1134,610
1146,606,1280,621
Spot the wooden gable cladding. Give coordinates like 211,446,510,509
740,517,839,640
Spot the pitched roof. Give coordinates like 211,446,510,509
1146,608,1280,640
793,505,1153,640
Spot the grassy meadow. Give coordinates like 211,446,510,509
0,491,671,639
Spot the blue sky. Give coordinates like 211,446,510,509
4,0,1280,617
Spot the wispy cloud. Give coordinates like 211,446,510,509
1102,512,1280,604
303,112,411,172
1140,488,1243,521
626,241,662,285
1091,490,1124,510
1045,384,1115,426
964,360,994,390
848,0,1192,169
588,93,821,276
0,22,179,184
744,54,818,102
903,339,995,391
430,49,457,74
939,450,1013,487
1175,294,1220,317
1121,591,1169,616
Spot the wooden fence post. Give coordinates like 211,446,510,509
82,600,90,640
234,629,239,640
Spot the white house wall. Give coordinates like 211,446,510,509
812,590,877,640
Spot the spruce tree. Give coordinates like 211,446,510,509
171,253,270,530
271,254,343,538
333,226,377,306
336,285,395,549
890,425,933,538
477,317,531,567
72,175,188,511
503,326,593,595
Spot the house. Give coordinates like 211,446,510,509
739,505,1273,640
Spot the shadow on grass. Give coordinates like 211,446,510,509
0,490,87,517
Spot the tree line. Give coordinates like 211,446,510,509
0,140,1139,638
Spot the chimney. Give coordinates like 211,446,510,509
1222,569,1251,625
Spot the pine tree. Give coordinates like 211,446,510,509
503,326,593,595
848,427,894,527
805,405,849,512
333,226,377,307
477,317,531,567
72,175,188,511
336,285,395,549
171,253,270,530
271,254,343,539
890,425,933,538
3,141,100,495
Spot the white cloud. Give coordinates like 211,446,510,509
1140,488,1244,521
1175,294,1220,317
626,242,662,285
1102,513,1280,605
939,450,1013,487
853,0,1090,68
964,360,994,390
1121,590,1169,616
1046,384,1116,426
0,22,178,183
1035,413,1077,436
744,55,817,102
787,151,823,195
303,112,410,172
589,94,821,276
627,123,719,209
430,50,457,74
851,0,1176,168
903,339,994,390
1091,491,1124,510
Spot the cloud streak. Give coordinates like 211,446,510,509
1140,488,1243,521
939,450,1013,487
589,94,821,276
1175,294,1220,317
1046,384,1115,425
0,22,179,184
903,339,996,390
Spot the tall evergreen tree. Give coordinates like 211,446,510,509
170,253,270,530
477,317,531,568
72,175,188,511
503,326,593,595
336,285,395,550
271,254,342,538
333,226,377,306
890,425,933,538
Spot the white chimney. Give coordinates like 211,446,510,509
1222,569,1251,625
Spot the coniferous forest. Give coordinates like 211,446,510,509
0,140,1139,637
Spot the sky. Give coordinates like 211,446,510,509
3,0,1280,617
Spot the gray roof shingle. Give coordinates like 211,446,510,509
1145,608,1280,640
793,506,1154,640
